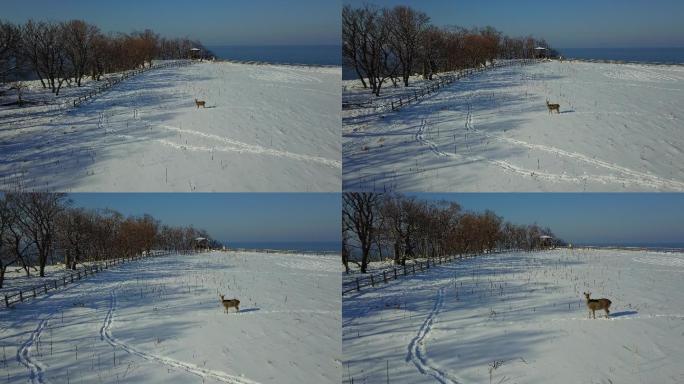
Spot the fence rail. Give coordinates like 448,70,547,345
384,59,538,113
68,60,192,109
2,250,172,308
342,254,473,295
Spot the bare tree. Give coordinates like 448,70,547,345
0,196,16,288
61,20,100,87
342,5,397,96
385,6,429,86
342,5,368,89
341,232,350,274
343,192,380,273
0,20,21,84
20,20,68,94
56,208,92,270
9,192,67,276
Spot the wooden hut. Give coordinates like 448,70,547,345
194,237,209,250
539,235,556,249
190,47,202,60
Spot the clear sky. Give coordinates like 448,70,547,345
410,193,684,246
344,0,684,48
68,193,341,243
1,0,341,46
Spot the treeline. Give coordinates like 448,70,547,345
343,4,557,95
0,19,212,96
0,193,218,288
342,193,560,273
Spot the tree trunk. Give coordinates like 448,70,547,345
353,65,367,89
393,241,402,265
64,249,71,270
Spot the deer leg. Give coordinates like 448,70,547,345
605,309,610,318
592,310,596,319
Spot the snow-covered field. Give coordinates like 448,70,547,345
0,61,341,192
0,251,341,384
343,249,684,384
343,61,684,191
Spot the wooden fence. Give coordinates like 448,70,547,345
69,60,192,109
342,254,472,295
386,59,537,112
2,250,172,308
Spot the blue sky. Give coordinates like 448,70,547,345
1,0,341,46
345,0,684,48
412,193,684,245
69,193,341,243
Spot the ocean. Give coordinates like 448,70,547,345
576,242,684,252
224,241,341,253
206,45,341,66
559,47,684,64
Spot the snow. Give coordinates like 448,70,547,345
343,61,684,191
342,248,684,384
0,61,341,192
0,251,342,384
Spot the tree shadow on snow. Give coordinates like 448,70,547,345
343,68,565,190
0,68,217,190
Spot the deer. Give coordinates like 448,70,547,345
219,295,240,313
583,292,611,319
546,99,560,114
195,99,206,109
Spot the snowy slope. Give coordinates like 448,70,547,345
343,249,684,384
343,61,684,191
0,62,341,192
0,251,341,384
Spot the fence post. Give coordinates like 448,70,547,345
32,288,36,298
4,295,8,307
19,291,23,302
54,280,58,289
383,271,387,283
356,278,360,292
393,268,397,280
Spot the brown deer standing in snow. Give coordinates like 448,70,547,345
583,292,611,319
219,295,240,313
546,99,560,114
195,99,206,108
